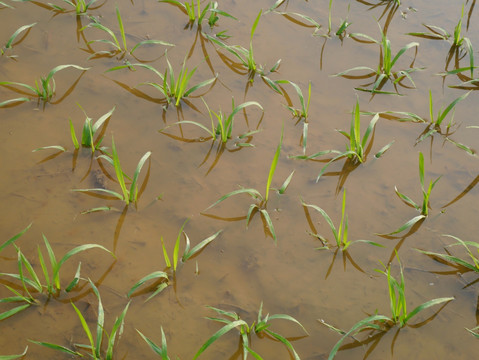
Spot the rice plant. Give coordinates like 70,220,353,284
0,64,89,106
1,23,36,58
48,0,100,15
379,152,440,236
31,104,114,154
159,0,236,27
31,280,130,360
335,23,421,94
1,235,113,296
81,7,174,58
375,255,453,327
73,136,151,205
108,54,216,107
205,10,281,80
416,234,479,273
204,126,292,243
382,90,470,145
71,104,115,153
128,220,222,300
0,235,113,322
323,255,453,359
136,327,171,358
301,190,382,251
291,100,393,181
161,97,263,143
193,302,308,359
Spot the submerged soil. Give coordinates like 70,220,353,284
1,0,479,359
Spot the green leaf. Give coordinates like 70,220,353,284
0,223,31,253
192,319,248,359
128,271,169,298
0,304,30,321
137,328,170,359
377,215,426,236
403,297,454,325
28,340,82,356
205,188,263,211
32,145,66,152
5,23,36,49
53,244,114,290
328,314,390,360
182,230,222,261
0,346,28,360
260,209,276,243
130,39,175,54
105,301,130,360
265,124,283,202
129,151,151,203
173,219,189,272
0,98,30,107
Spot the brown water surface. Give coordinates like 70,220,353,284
1,0,479,359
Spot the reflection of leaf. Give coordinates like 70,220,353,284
442,174,479,208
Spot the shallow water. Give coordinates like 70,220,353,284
1,0,479,359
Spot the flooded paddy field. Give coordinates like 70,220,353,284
1,0,479,359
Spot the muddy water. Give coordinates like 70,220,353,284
1,0,479,359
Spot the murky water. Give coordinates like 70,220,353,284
1,0,479,359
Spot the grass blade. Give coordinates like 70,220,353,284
0,223,31,253
182,230,222,261
28,341,81,356
0,346,28,360
173,219,189,271
192,319,248,360
128,271,169,298
265,124,283,202
0,304,30,321
5,23,36,49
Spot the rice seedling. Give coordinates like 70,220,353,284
1,23,36,58
382,90,471,145
107,54,216,107
48,0,100,15
204,125,290,243
335,23,421,94
291,100,393,182
159,0,236,27
276,80,311,120
137,327,171,358
128,220,222,300
416,234,479,273
81,7,174,58
378,152,439,236
0,64,89,106
323,255,453,359
73,136,151,205
407,6,474,79
0,235,114,298
30,104,114,154
301,190,382,251
71,104,115,153
161,97,262,143
193,302,308,359
0,346,28,359
205,10,281,80
31,279,130,359
375,255,454,327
